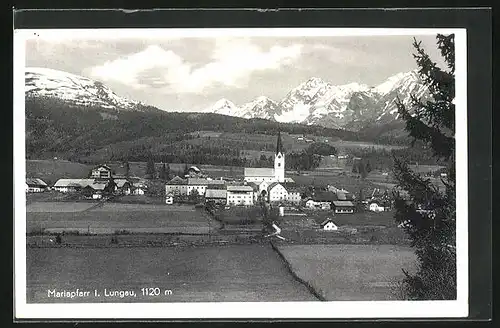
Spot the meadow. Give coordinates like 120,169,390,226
277,244,418,301
26,244,318,303
26,202,213,235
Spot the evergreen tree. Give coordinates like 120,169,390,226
145,156,156,179
183,164,189,177
159,163,167,181
124,160,130,178
165,163,171,181
393,34,456,300
366,160,372,173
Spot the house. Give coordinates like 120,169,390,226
369,202,385,212
312,191,337,209
165,193,174,205
305,199,331,210
205,189,227,205
188,166,202,178
315,218,339,231
25,178,48,193
187,178,209,196
90,164,112,179
226,185,254,206
53,179,96,193
268,182,288,203
114,179,132,195
287,188,302,204
165,176,188,196
332,200,355,214
81,181,108,199
132,183,147,195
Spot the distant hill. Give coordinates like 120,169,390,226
25,95,363,164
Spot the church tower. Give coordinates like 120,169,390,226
274,131,285,183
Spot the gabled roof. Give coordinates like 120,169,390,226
205,189,227,199
189,166,201,172
227,185,253,192
166,176,187,185
332,200,354,207
114,179,130,188
207,179,225,185
246,182,259,190
314,217,335,226
54,179,95,188
26,178,48,187
187,178,210,185
244,167,275,177
268,182,286,192
92,164,112,171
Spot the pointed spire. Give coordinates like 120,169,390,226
276,130,284,155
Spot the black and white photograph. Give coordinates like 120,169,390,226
14,26,469,319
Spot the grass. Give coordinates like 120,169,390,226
26,202,213,234
27,202,98,213
26,245,318,303
277,244,418,301
26,159,93,186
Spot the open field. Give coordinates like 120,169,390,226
26,244,318,303
283,210,398,228
26,203,214,234
328,140,406,151
27,202,98,213
277,244,418,301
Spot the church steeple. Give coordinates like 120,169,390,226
274,131,285,183
276,131,284,155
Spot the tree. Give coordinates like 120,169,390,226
183,164,189,177
366,160,372,173
145,156,156,179
165,163,171,181
124,160,130,178
352,163,358,174
393,34,456,300
159,163,167,181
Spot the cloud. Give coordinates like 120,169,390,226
89,39,303,93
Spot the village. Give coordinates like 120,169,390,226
26,132,397,236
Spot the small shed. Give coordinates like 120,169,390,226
166,193,174,205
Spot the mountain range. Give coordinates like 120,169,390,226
206,70,428,131
24,67,427,140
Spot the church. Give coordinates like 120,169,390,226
243,132,290,184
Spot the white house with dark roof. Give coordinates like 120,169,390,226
317,218,339,231
26,178,48,193
165,176,188,195
90,164,112,179
268,182,288,203
205,189,227,205
332,200,355,214
226,185,254,206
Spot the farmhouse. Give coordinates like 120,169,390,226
332,200,355,214
369,202,385,212
114,179,132,195
26,178,48,193
132,183,147,195
226,185,254,206
315,218,339,231
187,178,209,196
53,179,95,193
90,164,112,179
268,182,288,203
205,189,227,205
165,176,188,196
305,199,331,210
286,188,302,204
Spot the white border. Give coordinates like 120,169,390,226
14,28,468,319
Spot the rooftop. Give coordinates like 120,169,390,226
332,200,355,207
227,185,254,192
205,189,227,198
244,167,275,177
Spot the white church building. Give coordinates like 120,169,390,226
244,131,286,184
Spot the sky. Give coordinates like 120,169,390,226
24,30,444,112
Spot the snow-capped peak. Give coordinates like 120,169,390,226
25,67,142,111
210,98,239,116
374,70,420,95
